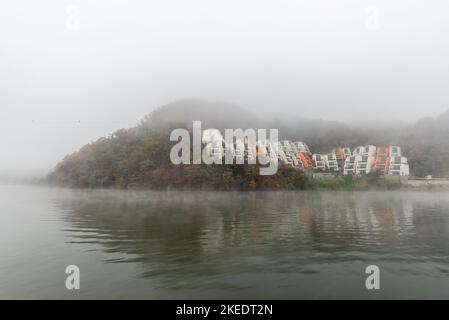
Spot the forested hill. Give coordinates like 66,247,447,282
48,101,309,190
399,110,449,177
48,100,449,189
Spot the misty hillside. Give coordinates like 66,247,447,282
141,100,260,130
49,100,449,189
399,110,449,177
139,100,405,153
137,100,374,152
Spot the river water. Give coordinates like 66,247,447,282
1,184,449,299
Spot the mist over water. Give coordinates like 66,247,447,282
1,184,449,299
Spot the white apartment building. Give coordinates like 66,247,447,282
325,153,339,172
388,156,410,176
292,141,312,155
343,155,361,175
353,145,377,157
312,154,327,171
389,146,402,157
355,155,375,175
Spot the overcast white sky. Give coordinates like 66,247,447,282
1,0,449,179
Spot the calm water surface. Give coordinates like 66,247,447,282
1,184,449,299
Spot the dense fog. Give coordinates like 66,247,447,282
1,0,448,180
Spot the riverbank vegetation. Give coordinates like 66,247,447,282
303,173,402,191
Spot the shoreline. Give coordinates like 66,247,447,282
7,177,449,192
